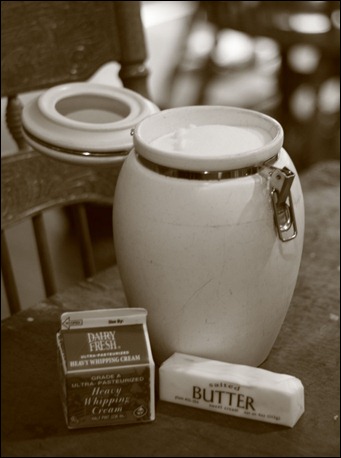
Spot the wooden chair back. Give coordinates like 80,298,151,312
1,1,150,314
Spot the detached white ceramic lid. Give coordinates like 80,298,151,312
133,106,284,172
22,83,159,165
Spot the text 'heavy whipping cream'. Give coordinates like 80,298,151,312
57,308,155,429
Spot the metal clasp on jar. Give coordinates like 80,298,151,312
261,165,298,242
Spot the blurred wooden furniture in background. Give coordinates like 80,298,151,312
165,1,340,171
1,1,150,314
1,1,149,148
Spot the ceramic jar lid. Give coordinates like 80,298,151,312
22,82,159,165
133,106,284,172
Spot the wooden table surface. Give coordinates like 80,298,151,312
1,161,340,457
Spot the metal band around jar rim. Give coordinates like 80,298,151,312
22,127,129,158
137,152,279,180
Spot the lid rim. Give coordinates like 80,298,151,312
37,82,146,131
133,106,284,172
22,82,159,154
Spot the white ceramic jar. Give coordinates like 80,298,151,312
113,106,304,367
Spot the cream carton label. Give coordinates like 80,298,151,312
57,308,155,429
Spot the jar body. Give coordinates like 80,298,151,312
113,148,304,366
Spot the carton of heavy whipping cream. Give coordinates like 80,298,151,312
57,308,155,429
159,353,304,427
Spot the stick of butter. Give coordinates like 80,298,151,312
159,353,304,427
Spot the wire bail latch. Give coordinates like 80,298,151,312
261,165,298,242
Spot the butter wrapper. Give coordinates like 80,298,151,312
57,308,155,429
159,353,304,427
